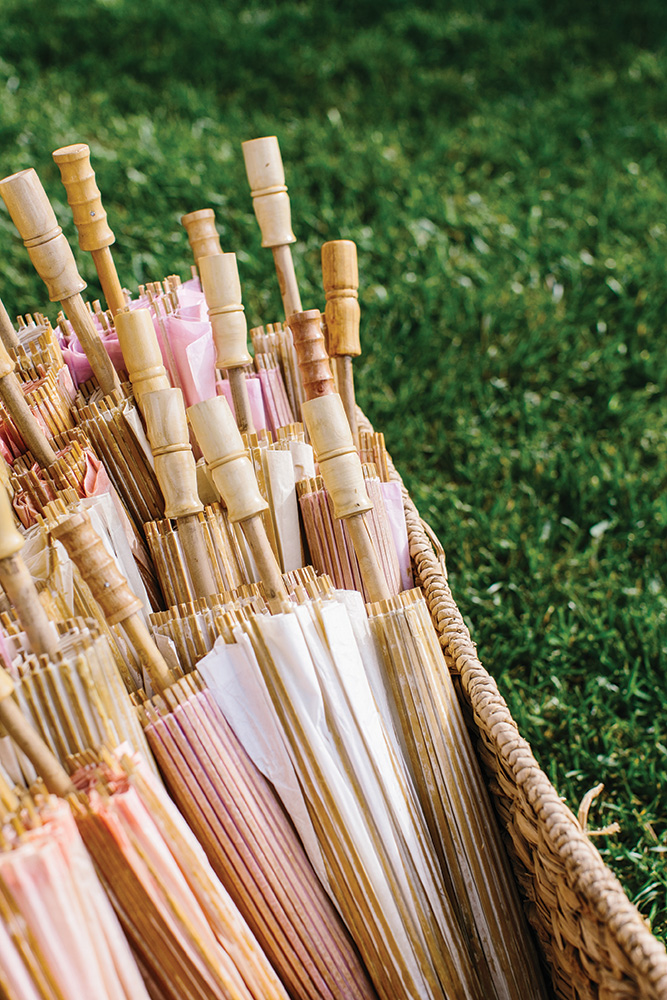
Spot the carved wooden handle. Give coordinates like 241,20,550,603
115,308,170,406
242,136,296,248
188,396,268,522
50,509,175,691
143,388,203,519
199,253,252,369
181,208,222,265
288,309,335,400
301,393,372,520
0,168,86,302
0,298,18,351
322,240,361,357
50,510,144,625
52,143,115,252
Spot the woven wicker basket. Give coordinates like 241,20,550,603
375,422,667,1000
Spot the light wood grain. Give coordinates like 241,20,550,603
242,136,303,318
181,208,222,265
53,143,125,316
0,298,19,350
288,309,335,399
322,239,360,441
0,168,122,395
115,307,170,408
188,396,288,608
143,387,217,600
50,510,175,692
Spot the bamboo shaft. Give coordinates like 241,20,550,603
0,552,59,658
227,367,254,434
344,513,391,604
0,299,19,350
176,513,218,599
91,246,125,316
0,689,74,795
0,373,58,468
335,355,358,445
121,614,175,693
62,292,121,396
272,245,302,320
240,514,289,611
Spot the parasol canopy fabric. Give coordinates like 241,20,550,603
207,591,488,1000
139,672,378,1000
0,791,151,1000
71,748,292,1000
368,589,549,1000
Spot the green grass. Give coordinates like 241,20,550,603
2,0,667,939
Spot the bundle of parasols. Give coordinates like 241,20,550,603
0,136,550,1000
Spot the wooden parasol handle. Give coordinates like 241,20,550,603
143,387,217,598
0,484,59,658
0,169,122,397
199,253,251,371
188,396,267,523
188,395,288,609
115,308,170,411
50,510,175,692
198,252,254,433
322,240,360,442
322,240,361,358
181,209,222,266
288,309,389,602
142,388,203,520
0,338,58,468
52,143,124,316
0,298,19,351
242,136,302,319
288,309,336,399
0,667,74,795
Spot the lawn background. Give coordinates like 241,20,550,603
1,0,667,938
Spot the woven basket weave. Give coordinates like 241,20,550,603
377,429,667,1000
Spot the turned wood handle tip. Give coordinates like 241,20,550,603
289,309,335,399
0,168,86,301
50,511,143,625
181,208,222,264
53,142,115,252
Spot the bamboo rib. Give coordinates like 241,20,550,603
368,590,548,999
